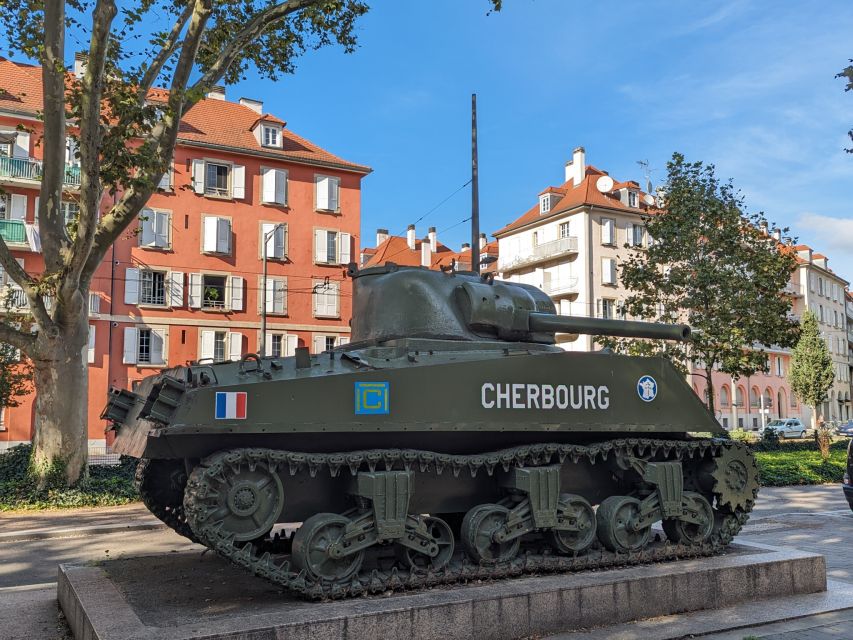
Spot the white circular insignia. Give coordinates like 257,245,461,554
637,375,658,402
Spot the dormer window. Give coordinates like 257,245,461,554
262,125,282,148
540,195,551,214
628,191,638,208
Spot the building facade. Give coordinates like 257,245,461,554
360,224,498,272
0,58,370,450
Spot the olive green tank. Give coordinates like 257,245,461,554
103,264,759,599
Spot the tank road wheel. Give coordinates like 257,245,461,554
545,494,597,555
398,516,455,571
202,456,284,542
662,492,715,545
461,504,520,564
292,513,364,582
596,496,651,553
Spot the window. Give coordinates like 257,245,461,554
539,195,551,214
313,280,340,318
722,417,729,429
261,168,287,205
720,387,730,406
818,277,824,296
559,222,571,239
315,175,340,211
205,162,229,197
202,275,226,309
262,125,281,148
738,417,744,428
776,356,783,377
628,191,638,208
0,407,5,432
61,200,79,226
192,159,245,199
202,216,232,254
312,334,349,353
88,292,101,315
123,326,166,365
200,329,242,362
271,334,283,357
598,298,615,319
264,332,297,357
601,258,617,285
260,223,287,259
601,218,615,245
631,224,645,246
188,274,243,311
261,277,287,315
213,331,226,361
314,229,351,265
139,209,170,249
140,270,167,306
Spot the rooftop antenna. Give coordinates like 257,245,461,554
637,159,654,194
471,93,480,275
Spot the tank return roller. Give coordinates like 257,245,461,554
528,313,692,341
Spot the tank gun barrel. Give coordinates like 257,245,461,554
528,313,691,341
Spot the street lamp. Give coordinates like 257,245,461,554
260,223,285,357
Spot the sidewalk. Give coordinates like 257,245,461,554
0,502,164,540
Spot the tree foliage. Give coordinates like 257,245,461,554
788,310,835,428
599,153,800,414
837,59,853,153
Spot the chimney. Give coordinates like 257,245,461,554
797,248,812,262
421,238,432,267
772,228,782,242
564,146,586,187
239,97,263,114
206,85,226,100
406,224,416,250
73,52,87,79
479,233,487,251
376,228,389,246
460,243,471,252
428,227,437,252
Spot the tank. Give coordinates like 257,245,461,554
103,264,759,599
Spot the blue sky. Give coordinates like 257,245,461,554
220,0,853,280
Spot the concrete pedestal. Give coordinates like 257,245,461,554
57,543,829,640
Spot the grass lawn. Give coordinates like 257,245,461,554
754,440,849,487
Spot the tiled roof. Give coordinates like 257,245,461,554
494,164,658,237
363,235,499,273
0,57,370,174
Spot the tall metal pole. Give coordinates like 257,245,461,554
260,224,283,356
471,93,480,274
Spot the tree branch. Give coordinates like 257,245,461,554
0,236,58,336
0,322,37,354
138,1,195,97
0,236,36,288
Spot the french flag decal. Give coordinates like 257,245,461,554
215,392,247,420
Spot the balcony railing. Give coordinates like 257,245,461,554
499,236,579,271
0,286,28,311
0,219,26,244
0,156,81,187
542,277,579,298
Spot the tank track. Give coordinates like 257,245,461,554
135,458,199,543
183,438,755,600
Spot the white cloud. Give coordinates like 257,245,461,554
796,213,853,276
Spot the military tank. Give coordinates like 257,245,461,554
103,264,759,599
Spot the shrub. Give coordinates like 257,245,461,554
754,439,848,486
760,427,780,450
729,429,758,444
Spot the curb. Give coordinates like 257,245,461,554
0,521,167,542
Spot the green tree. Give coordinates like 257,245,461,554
788,310,835,429
600,153,800,415
837,59,853,153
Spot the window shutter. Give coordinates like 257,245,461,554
329,177,340,211
314,229,327,263
150,328,165,365
123,327,138,364
286,334,298,357
203,217,218,252
124,268,139,304
13,131,30,158
609,259,617,284
264,278,275,312
192,159,205,194
200,330,215,361
33,196,39,223
278,279,287,314
188,273,202,308
140,209,155,246
330,283,339,316
626,223,634,246
313,335,326,353
231,165,245,199
229,276,244,311
338,336,350,346
276,170,287,205
154,211,169,248
87,325,96,364
340,232,351,265
216,218,231,254
261,223,275,258
263,332,274,356
316,176,330,210
10,194,26,221
89,292,100,314
168,272,184,307
228,332,242,361
261,168,276,203
274,225,285,259
602,219,613,245
158,163,172,190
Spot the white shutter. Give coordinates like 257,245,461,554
229,276,244,311
273,225,285,259
140,209,155,246
228,332,242,361
10,194,26,221
264,278,275,312
338,336,350,346
216,218,231,254
34,196,39,223
169,272,184,308
65,137,79,166
313,335,326,353
314,229,327,263
602,219,614,245
124,268,139,304
285,334,298,357
231,165,245,199
89,292,100,314
277,279,287,314
87,325,96,364
261,168,276,203
329,177,339,211
13,131,30,158
192,159,205,194
340,232,351,265
276,169,287,205
150,328,165,365
200,330,215,361
262,223,275,258
123,327,138,364
329,283,339,316
316,176,330,210
263,333,274,357
626,223,634,246
154,211,169,248
188,273,202,308
158,163,172,190
203,217,218,252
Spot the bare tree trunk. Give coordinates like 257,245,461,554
705,367,716,415
29,306,89,486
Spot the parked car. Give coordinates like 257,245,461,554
844,439,853,513
837,420,853,437
764,418,808,439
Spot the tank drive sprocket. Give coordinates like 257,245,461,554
709,441,759,512
135,458,198,543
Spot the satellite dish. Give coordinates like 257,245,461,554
643,194,655,206
596,175,614,193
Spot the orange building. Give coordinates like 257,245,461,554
0,58,370,450
361,225,498,273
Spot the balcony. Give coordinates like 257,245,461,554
783,283,804,298
0,219,26,245
0,286,28,311
499,236,579,272
0,156,82,187
542,277,579,299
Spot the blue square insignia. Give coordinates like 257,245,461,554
354,381,390,415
